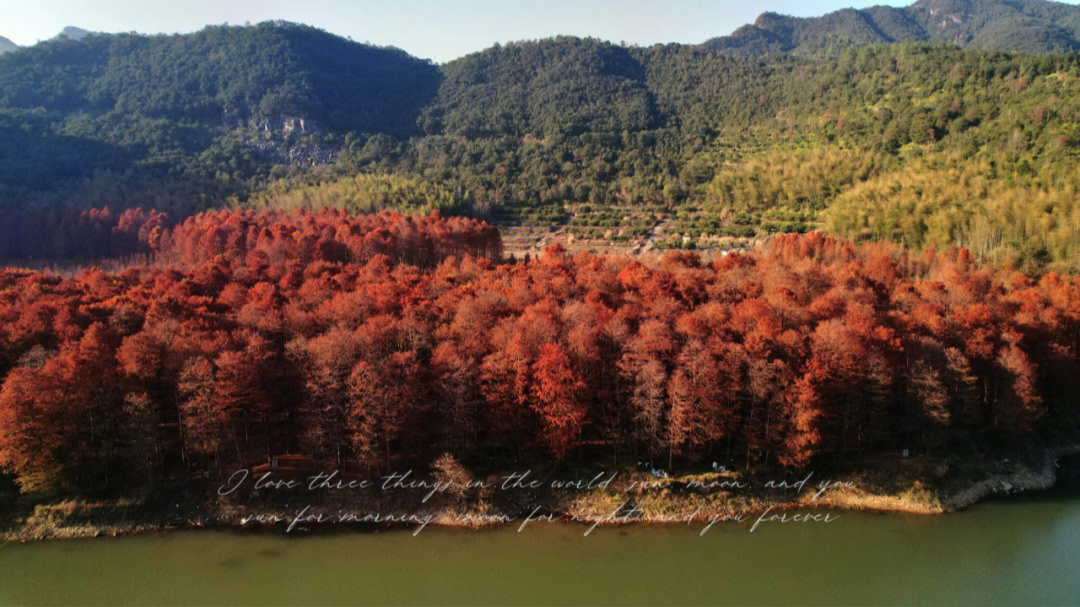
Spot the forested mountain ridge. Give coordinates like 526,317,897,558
0,21,440,215
0,36,17,54
5,8,1080,270
55,27,92,41
424,37,655,137
0,22,437,134
705,0,1080,57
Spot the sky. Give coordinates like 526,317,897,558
1,0,1077,63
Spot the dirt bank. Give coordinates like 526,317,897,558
4,448,1079,541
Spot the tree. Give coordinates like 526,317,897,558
994,339,1042,437
213,348,266,464
177,357,224,466
346,351,422,471
668,339,733,466
432,452,473,507
628,359,667,459
297,328,358,466
0,367,65,492
779,370,822,468
431,343,482,453
531,343,587,459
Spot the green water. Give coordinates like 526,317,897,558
2,491,1079,606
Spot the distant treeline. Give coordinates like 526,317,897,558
0,207,167,263
0,206,500,268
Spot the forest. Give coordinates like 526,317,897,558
4,4,1080,503
5,21,1080,269
1,209,1078,497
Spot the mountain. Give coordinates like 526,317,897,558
704,0,1080,57
5,18,1080,269
426,37,655,137
0,21,440,213
0,22,439,134
55,26,92,41
0,36,18,54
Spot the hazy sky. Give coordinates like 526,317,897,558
1,0,1076,63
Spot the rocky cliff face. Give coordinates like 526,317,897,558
247,115,323,134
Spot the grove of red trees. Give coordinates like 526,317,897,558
1,209,1079,496
0,206,502,268
0,207,169,264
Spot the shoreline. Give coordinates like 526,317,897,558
3,447,1078,542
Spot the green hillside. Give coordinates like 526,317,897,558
0,22,439,213
705,0,1080,57
3,11,1080,270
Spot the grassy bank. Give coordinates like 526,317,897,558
4,447,1078,541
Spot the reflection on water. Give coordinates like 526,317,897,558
2,470,1080,606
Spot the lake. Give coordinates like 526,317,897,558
2,480,1080,605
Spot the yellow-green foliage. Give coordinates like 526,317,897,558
824,152,1080,272
700,148,889,213
244,173,466,215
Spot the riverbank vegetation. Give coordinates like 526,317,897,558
5,8,1080,535
1,211,1078,502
